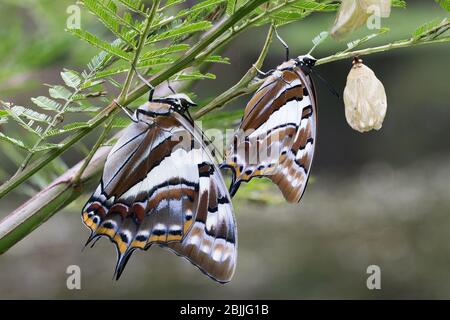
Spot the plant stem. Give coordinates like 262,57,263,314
0,144,111,254
316,37,450,66
118,0,159,101
72,118,114,186
195,24,275,119
124,0,269,103
1,2,450,253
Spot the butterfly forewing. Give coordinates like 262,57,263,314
223,62,317,203
82,101,237,283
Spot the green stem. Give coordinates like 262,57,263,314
118,0,159,101
0,0,271,200
195,24,275,119
124,0,269,103
316,37,450,66
72,118,114,186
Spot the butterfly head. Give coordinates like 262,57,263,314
164,93,197,113
295,54,317,75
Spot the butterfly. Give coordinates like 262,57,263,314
221,54,317,203
82,93,237,283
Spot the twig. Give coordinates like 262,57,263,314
118,0,160,102
1,2,450,254
72,118,114,186
195,24,275,118
0,0,271,199
0,144,111,254
316,37,450,66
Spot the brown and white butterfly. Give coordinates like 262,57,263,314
82,94,237,283
222,55,317,203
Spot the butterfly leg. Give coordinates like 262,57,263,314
274,27,289,61
167,78,177,95
113,99,139,123
130,63,155,101
252,64,275,77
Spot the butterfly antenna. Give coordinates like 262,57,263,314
311,69,340,98
274,27,289,61
130,63,155,101
167,78,177,95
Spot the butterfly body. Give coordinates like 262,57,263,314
222,55,317,203
82,94,237,283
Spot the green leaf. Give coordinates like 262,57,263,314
111,116,132,128
226,0,241,16
344,28,390,52
67,28,131,61
137,57,176,68
66,103,101,113
61,70,82,88
177,0,226,17
45,122,90,137
8,106,50,123
159,0,185,11
436,0,450,11
291,0,338,11
49,85,73,101
392,0,407,8
412,18,449,40
312,31,329,46
87,50,111,73
173,71,216,81
116,0,147,14
80,79,105,90
147,21,212,43
82,0,137,45
203,55,230,64
93,66,130,80
140,44,190,62
0,132,28,150
31,96,62,111
33,143,63,152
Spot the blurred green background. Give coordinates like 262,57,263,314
0,0,449,299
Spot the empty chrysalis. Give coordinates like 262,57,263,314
343,57,387,133
331,0,391,40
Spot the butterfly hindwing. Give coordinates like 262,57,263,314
82,101,237,282
223,61,317,203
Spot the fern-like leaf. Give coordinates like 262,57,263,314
0,132,28,150
139,44,190,61
146,21,212,43
82,0,138,46
61,70,82,89
31,96,62,112
116,0,148,15
67,29,131,61
45,122,91,137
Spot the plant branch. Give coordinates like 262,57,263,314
118,0,159,101
0,144,111,254
72,118,114,186
316,36,450,66
2,2,450,253
0,0,270,199
195,23,275,119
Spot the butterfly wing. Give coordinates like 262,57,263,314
167,112,237,283
82,106,236,282
222,66,317,203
